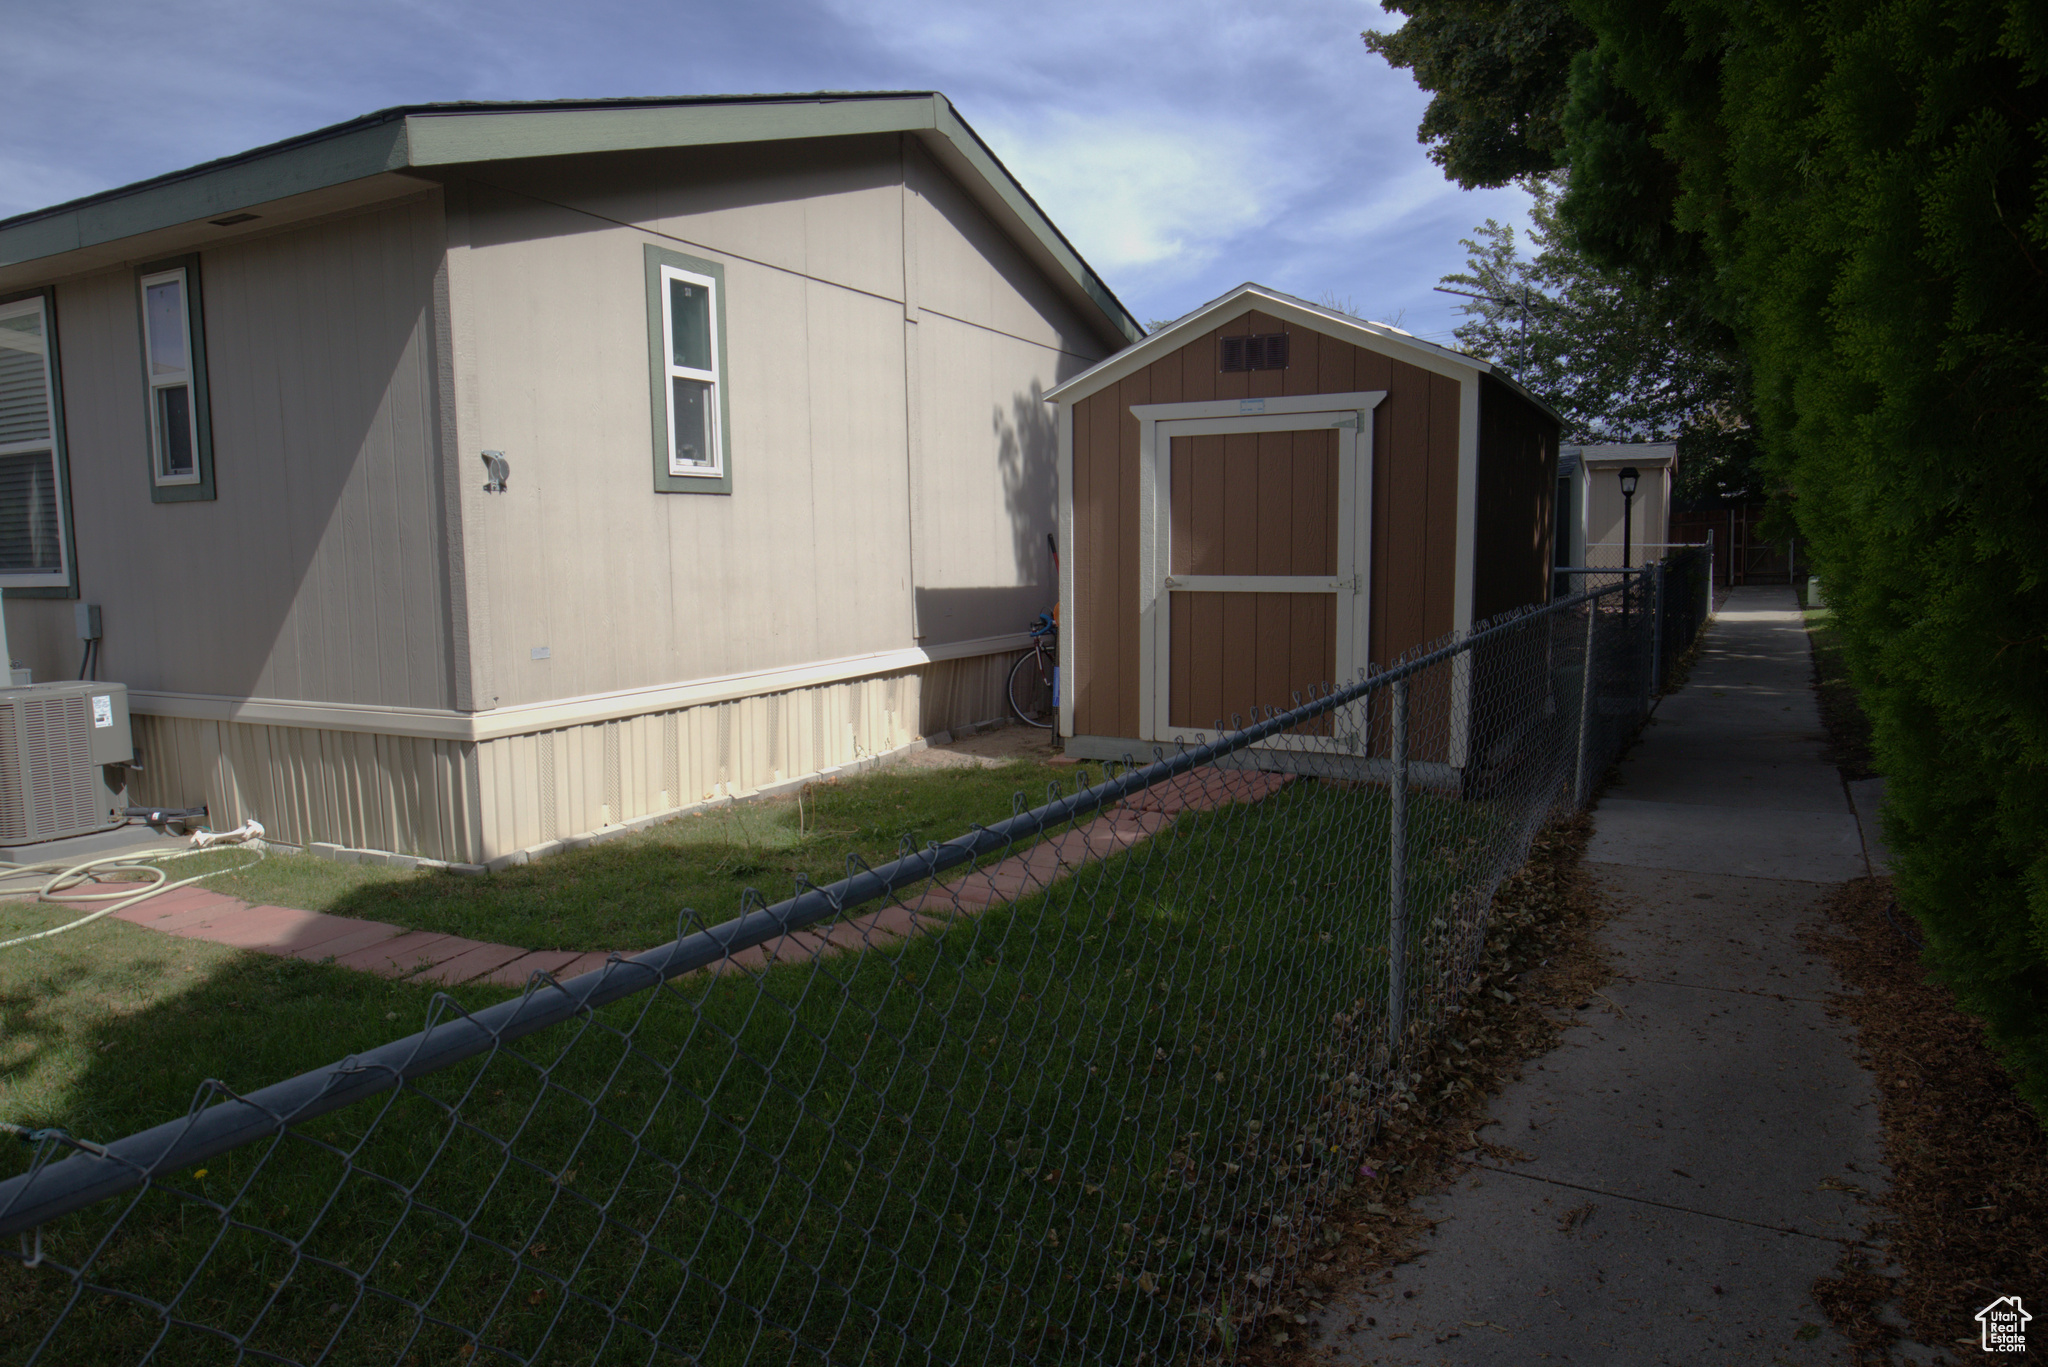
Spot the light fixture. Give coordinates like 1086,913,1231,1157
1619,466,1640,572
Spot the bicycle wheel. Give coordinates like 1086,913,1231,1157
1008,646,1054,728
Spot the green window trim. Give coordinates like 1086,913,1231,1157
643,243,732,495
135,253,216,503
0,285,79,601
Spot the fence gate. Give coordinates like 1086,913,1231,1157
1146,411,1371,749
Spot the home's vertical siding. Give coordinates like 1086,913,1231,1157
901,135,1113,648
121,648,1020,865
12,193,456,708
128,714,480,861
470,650,1018,862
445,135,1115,713
1067,309,1461,740
1473,374,1559,621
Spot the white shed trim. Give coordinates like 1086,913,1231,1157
1127,393,1385,743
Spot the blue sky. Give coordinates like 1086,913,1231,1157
5,0,1532,343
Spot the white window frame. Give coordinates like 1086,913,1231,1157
658,264,723,479
0,294,72,591
140,266,202,487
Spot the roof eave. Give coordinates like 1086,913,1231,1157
1045,282,1561,424
0,93,1143,347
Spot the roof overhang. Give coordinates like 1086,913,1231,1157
0,94,1143,347
1044,282,1559,423
1565,442,1678,468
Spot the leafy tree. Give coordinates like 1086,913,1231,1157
1441,178,1760,502
1375,0,2048,1119
1360,0,1587,188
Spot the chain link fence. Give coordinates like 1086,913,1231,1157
2,580,1676,1366
1554,541,1710,697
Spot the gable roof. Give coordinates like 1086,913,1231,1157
0,92,1143,347
1044,281,1557,420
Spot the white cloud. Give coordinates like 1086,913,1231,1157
982,112,1311,275
0,0,1533,338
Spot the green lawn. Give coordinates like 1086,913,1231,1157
0,774,1503,1367
178,754,1085,953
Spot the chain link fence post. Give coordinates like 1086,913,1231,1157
1574,596,1598,807
1651,562,1667,695
1387,675,1409,1055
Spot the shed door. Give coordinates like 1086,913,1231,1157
1149,414,1368,746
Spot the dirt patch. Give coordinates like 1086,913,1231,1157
1238,811,1615,1363
887,721,1061,773
1803,876,2048,1364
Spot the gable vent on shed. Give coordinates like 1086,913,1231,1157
1220,333,1289,372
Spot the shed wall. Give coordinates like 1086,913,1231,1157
1583,460,1673,567
1067,307,1462,740
1472,373,1559,621
8,193,456,708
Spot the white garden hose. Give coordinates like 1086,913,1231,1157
0,820,268,951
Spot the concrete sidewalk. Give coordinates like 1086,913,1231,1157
1330,587,1898,1365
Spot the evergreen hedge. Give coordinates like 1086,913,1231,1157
1562,0,2048,1110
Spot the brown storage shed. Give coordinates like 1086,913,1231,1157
1046,283,1558,769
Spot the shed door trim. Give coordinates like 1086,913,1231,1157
1131,392,1386,745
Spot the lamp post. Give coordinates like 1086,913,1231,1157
1618,466,1640,569
1618,466,1641,634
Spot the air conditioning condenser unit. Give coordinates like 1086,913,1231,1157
0,681,132,844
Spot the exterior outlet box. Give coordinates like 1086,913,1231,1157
0,681,132,843
74,602,102,640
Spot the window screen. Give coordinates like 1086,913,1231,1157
659,266,722,477
0,295,70,587
140,267,202,485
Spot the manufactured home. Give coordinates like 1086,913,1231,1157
0,94,1140,866
1045,285,1559,769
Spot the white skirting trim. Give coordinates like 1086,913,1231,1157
127,632,1035,742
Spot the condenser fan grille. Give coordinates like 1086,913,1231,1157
0,694,105,842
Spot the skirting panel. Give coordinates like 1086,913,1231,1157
471,651,1019,861
129,652,1023,865
129,714,483,863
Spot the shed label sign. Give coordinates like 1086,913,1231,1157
1239,399,1265,414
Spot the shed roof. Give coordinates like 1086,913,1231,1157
1563,442,1677,467
1044,282,1558,420
0,92,1142,347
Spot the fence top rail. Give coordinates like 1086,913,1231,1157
0,578,1630,1238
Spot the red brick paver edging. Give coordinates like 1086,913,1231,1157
105,768,1292,989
